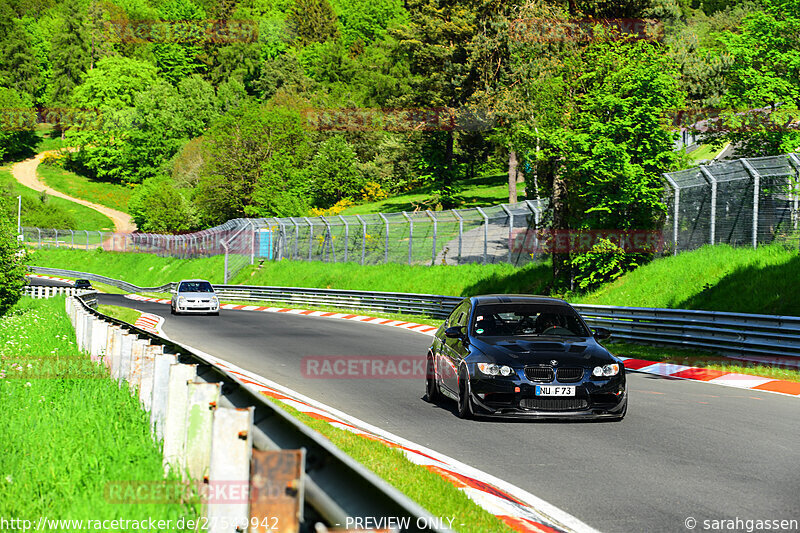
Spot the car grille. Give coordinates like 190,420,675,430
524,366,554,382
556,367,584,382
520,398,588,411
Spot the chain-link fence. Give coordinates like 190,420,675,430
663,153,800,252
23,199,549,282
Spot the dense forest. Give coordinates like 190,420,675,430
1,0,799,284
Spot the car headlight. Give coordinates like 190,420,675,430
178,296,186,304
211,296,219,304
592,364,620,377
478,363,515,377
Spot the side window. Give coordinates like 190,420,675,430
445,301,468,327
455,302,471,328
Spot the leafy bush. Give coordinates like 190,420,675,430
0,202,26,316
570,238,642,292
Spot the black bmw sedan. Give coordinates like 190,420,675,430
426,295,627,420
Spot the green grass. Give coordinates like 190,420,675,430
266,398,515,533
0,167,115,231
38,164,134,214
686,143,727,163
30,248,227,286
341,174,521,215
97,304,142,325
35,126,66,153
575,244,800,316
0,297,197,530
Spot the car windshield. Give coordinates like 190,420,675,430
179,281,214,293
471,303,590,337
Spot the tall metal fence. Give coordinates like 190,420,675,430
23,199,549,282
663,153,800,252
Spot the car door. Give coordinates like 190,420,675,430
440,301,471,394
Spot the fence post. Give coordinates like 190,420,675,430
699,166,718,245
742,159,761,249
221,239,229,284
304,217,313,261
452,210,463,263
426,210,437,265
320,216,333,262
85,230,89,250
54,229,58,248
402,211,413,264
379,213,389,263
339,215,349,263
37,228,41,247
788,154,800,235
356,215,367,265
70,229,74,247
475,207,489,264
500,204,514,264
249,220,256,265
663,173,680,255
292,218,299,259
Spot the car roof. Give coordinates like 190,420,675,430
178,279,212,283
469,294,571,306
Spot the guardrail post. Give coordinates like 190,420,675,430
184,382,222,481
151,352,179,441
742,159,761,248
663,173,680,255
339,215,349,263
475,207,489,264
378,213,389,263
130,338,149,393
82,312,93,353
104,325,119,373
426,210,437,265
207,406,254,533
91,319,109,363
139,344,163,411
402,211,413,264
699,166,718,245
250,449,305,533
355,215,366,265
163,363,198,474
118,332,135,384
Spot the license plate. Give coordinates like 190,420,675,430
535,386,575,396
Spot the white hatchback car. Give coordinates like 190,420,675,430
171,279,220,316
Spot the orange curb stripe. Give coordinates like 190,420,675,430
498,515,561,533
753,380,800,396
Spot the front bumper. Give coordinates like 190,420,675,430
468,369,627,419
175,300,219,313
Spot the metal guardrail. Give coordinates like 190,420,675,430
72,293,443,533
32,266,800,359
30,266,175,293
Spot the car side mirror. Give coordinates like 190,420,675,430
445,326,464,339
593,327,611,341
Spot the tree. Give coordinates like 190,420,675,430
0,6,41,98
48,0,89,107
309,136,364,207
0,198,26,317
287,0,340,47
152,0,208,84
194,102,313,224
0,87,37,161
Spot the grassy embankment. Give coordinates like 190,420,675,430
0,168,115,231
29,245,800,382
0,297,197,529
37,164,134,214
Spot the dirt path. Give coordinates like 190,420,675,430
11,150,137,233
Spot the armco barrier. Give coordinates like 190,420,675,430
35,266,800,360
67,293,444,533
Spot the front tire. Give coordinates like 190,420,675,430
457,367,473,419
425,354,440,403
170,304,176,315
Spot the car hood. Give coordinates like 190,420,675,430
176,292,217,299
470,336,618,366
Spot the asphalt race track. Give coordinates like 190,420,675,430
27,276,73,287
98,294,800,533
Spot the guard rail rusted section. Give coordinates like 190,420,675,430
31,266,800,359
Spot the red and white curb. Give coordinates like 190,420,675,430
125,293,800,399
124,294,440,336
177,341,597,533
133,312,165,337
617,357,800,397
28,273,74,285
